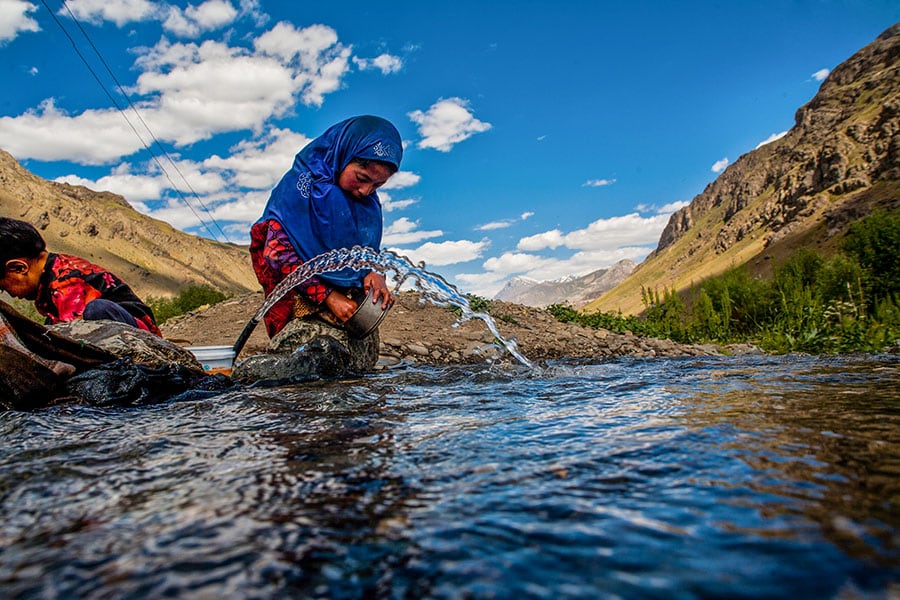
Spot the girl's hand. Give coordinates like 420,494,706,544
364,272,394,310
324,290,358,322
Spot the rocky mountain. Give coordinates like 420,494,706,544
494,259,636,308
587,23,900,315
0,149,258,300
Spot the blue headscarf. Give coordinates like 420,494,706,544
259,115,403,287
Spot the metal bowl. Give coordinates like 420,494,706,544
345,287,390,338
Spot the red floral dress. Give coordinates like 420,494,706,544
249,220,333,337
34,253,162,336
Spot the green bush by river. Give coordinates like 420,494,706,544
147,285,229,324
549,211,900,354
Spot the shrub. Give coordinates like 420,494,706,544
842,210,900,305
147,285,229,324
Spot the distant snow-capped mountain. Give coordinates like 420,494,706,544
493,259,636,308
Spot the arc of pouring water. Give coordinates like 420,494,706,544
234,246,533,368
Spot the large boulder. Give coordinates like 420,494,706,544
232,318,380,383
51,320,204,371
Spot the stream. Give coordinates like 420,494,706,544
0,352,897,598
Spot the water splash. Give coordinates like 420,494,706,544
250,246,533,368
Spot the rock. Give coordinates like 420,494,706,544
232,336,351,384
51,320,204,372
231,317,381,383
268,317,380,373
723,343,766,355
404,343,430,357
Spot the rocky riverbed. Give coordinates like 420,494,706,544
160,291,753,367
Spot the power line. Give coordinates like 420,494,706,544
37,0,233,245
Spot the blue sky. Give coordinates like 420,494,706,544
1,1,897,297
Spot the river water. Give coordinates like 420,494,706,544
0,353,897,599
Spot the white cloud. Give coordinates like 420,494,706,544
134,38,297,144
236,0,266,26
556,213,670,251
381,170,419,191
517,229,565,251
711,157,729,173
656,200,688,214
482,252,549,274
408,97,492,152
477,220,514,231
161,158,229,194
583,178,616,187
54,156,226,202
50,126,307,234
636,201,688,214
185,0,238,29
204,189,267,223
456,211,675,295
254,21,351,107
138,197,223,232
390,239,489,267
518,213,670,253
132,182,267,240
755,130,788,149
353,53,403,74
163,0,238,37
55,170,165,202
0,22,355,164
0,0,39,42
62,0,159,27
381,195,417,212
0,99,150,164
453,271,509,296
383,217,443,245
201,188,269,227
812,68,830,81
475,212,534,231
203,127,310,189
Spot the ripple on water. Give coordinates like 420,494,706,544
0,354,897,598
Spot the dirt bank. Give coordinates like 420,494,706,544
160,292,729,367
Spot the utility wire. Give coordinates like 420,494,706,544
37,0,233,245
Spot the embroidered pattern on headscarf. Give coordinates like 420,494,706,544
371,141,395,160
296,171,312,198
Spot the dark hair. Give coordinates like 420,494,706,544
352,157,399,175
0,217,46,276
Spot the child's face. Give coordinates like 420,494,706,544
0,259,40,300
337,161,393,200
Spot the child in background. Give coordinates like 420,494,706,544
0,217,161,336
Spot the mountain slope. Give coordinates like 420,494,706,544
0,149,258,299
586,23,900,315
494,260,636,307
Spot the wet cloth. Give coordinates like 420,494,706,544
0,311,75,376
256,115,402,290
34,253,162,336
